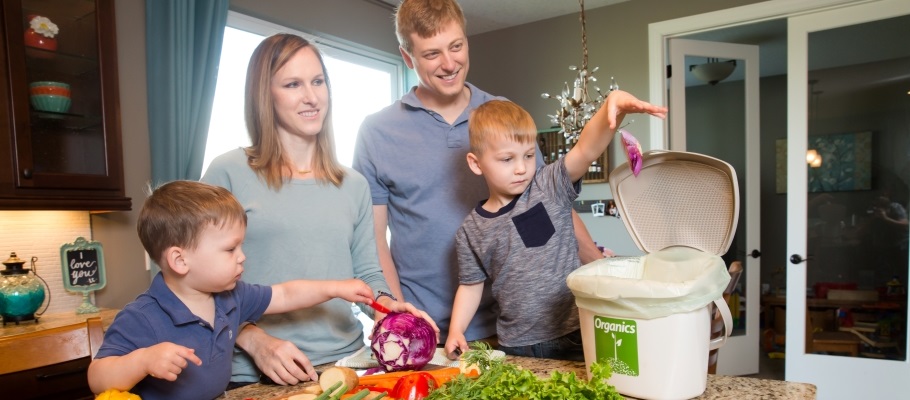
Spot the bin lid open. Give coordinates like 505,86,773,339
608,150,739,256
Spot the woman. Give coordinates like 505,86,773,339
202,33,435,387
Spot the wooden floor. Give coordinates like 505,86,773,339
744,351,785,380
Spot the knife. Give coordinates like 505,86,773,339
369,300,392,314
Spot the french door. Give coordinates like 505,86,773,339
785,1,910,397
667,38,761,376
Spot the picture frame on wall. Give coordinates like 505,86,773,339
775,131,872,193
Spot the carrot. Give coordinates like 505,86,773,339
357,367,472,388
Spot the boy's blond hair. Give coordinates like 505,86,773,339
395,0,466,54
138,181,247,267
468,100,538,155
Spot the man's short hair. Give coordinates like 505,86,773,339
395,0,467,53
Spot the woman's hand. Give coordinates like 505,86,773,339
373,298,441,342
235,324,317,385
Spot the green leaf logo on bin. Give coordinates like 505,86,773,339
594,315,638,376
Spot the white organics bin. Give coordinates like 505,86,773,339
569,249,732,399
567,151,739,400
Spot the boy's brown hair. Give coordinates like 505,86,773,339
395,0,466,54
468,100,538,155
138,180,247,266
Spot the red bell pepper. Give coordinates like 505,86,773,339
390,372,437,400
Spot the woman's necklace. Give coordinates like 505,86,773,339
298,169,312,174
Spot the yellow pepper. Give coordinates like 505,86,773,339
95,389,141,400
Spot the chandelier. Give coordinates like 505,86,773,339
540,0,616,142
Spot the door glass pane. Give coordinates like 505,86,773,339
804,14,910,360
684,55,748,337
23,0,107,175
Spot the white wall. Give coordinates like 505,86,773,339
0,211,92,316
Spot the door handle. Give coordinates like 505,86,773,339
750,249,761,258
789,254,813,264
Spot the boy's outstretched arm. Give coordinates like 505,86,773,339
267,279,374,314
564,90,668,181
88,342,202,394
445,282,484,359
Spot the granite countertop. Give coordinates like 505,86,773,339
220,355,816,400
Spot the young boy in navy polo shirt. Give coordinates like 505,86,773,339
88,181,376,400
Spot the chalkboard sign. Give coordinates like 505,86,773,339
60,237,107,292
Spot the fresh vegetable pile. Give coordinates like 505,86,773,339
425,343,623,400
370,312,438,372
288,342,620,400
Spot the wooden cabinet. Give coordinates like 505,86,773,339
0,309,118,400
0,0,129,211
537,128,608,183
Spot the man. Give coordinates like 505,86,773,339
353,0,608,344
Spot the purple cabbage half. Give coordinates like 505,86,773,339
620,129,643,177
370,312,438,372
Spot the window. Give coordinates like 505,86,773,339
202,12,405,173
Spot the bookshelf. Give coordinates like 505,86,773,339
537,128,608,183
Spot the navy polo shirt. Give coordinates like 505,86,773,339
95,272,271,400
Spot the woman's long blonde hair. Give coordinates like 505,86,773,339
244,33,345,189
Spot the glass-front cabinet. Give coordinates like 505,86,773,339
0,0,129,211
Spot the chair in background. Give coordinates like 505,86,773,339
708,260,743,374
0,317,104,399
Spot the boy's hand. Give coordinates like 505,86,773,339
333,279,375,303
444,333,469,360
603,90,668,130
143,342,202,381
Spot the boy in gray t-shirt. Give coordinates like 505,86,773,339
445,94,666,360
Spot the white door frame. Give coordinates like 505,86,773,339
667,38,760,376
785,0,910,397
648,0,870,149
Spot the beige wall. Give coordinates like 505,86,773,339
91,0,151,309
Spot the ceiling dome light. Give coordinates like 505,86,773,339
689,58,737,85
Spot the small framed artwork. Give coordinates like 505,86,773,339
607,200,619,218
775,131,872,193
60,237,107,313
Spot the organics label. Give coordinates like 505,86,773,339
593,315,638,376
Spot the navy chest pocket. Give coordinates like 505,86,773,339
512,202,555,248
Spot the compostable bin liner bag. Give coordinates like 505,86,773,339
567,246,731,320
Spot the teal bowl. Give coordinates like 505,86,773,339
29,81,70,90
30,94,72,113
